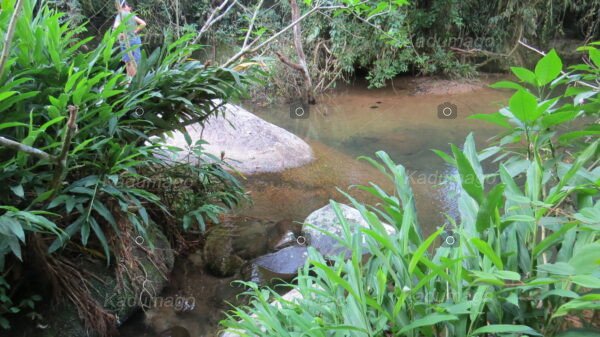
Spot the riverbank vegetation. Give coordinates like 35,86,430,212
222,47,600,336
0,0,247,334
63,0,600,97
0,0,599,336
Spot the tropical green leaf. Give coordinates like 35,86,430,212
451,144,483,204
509,90,540,124
535,49,563,86
472,324,542,336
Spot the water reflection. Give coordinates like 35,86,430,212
242,79,507,231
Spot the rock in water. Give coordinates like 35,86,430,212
203,217,302,277
164,104,314,174
242,246,308,284
158,326,191,337
303,203,396,258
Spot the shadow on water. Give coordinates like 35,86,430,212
119,77,510,337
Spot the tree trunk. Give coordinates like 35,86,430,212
287,0,316,104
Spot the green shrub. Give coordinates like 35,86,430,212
0,0,249,330
221,45,599,336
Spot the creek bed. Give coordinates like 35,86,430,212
119,77,509,337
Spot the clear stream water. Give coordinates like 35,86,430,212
119,78,510,337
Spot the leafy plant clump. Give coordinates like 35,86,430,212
221,45,600,336
0,0,250,333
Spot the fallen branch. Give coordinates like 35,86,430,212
0,136,53,160
448,24,523,69
0,105,79,187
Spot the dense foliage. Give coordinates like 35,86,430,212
0,0,249,331
57,0,600,92
221,46,600,335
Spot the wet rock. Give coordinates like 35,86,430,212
203,217,301,277
144,302,207,336
164,104,314,174
303,203,396,258
187,250,204,268
158,326,191,337
241,246,308,284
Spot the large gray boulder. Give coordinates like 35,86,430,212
303,203,396,258
165,104,314,174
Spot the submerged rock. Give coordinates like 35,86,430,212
158,326,191,337
303,203,396,258
165,104,314,174
203,217,302,277
241,246,308,284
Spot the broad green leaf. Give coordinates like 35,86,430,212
431,149,456,165
571,275,600,288
559,129,600,143
468,113,511,128
92,200,117,227
553,294,600,318
509,90,539,124
540,289,580,301
408,227,443,274
3,218,25,242
398,314,458,334
9,185,24,198
538,262,575,276
569,243,600,274
472,324,542,336
489,80,525,91
475,183,504,233
451,144,483,204
0,91,17,101
471,238,503,269
535,49,562,86
511,67,537,85
589,48,600,68
541,110,579,128
533,223,576,258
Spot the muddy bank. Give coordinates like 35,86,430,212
410,77,485,95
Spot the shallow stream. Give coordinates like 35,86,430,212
119,77,509,337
